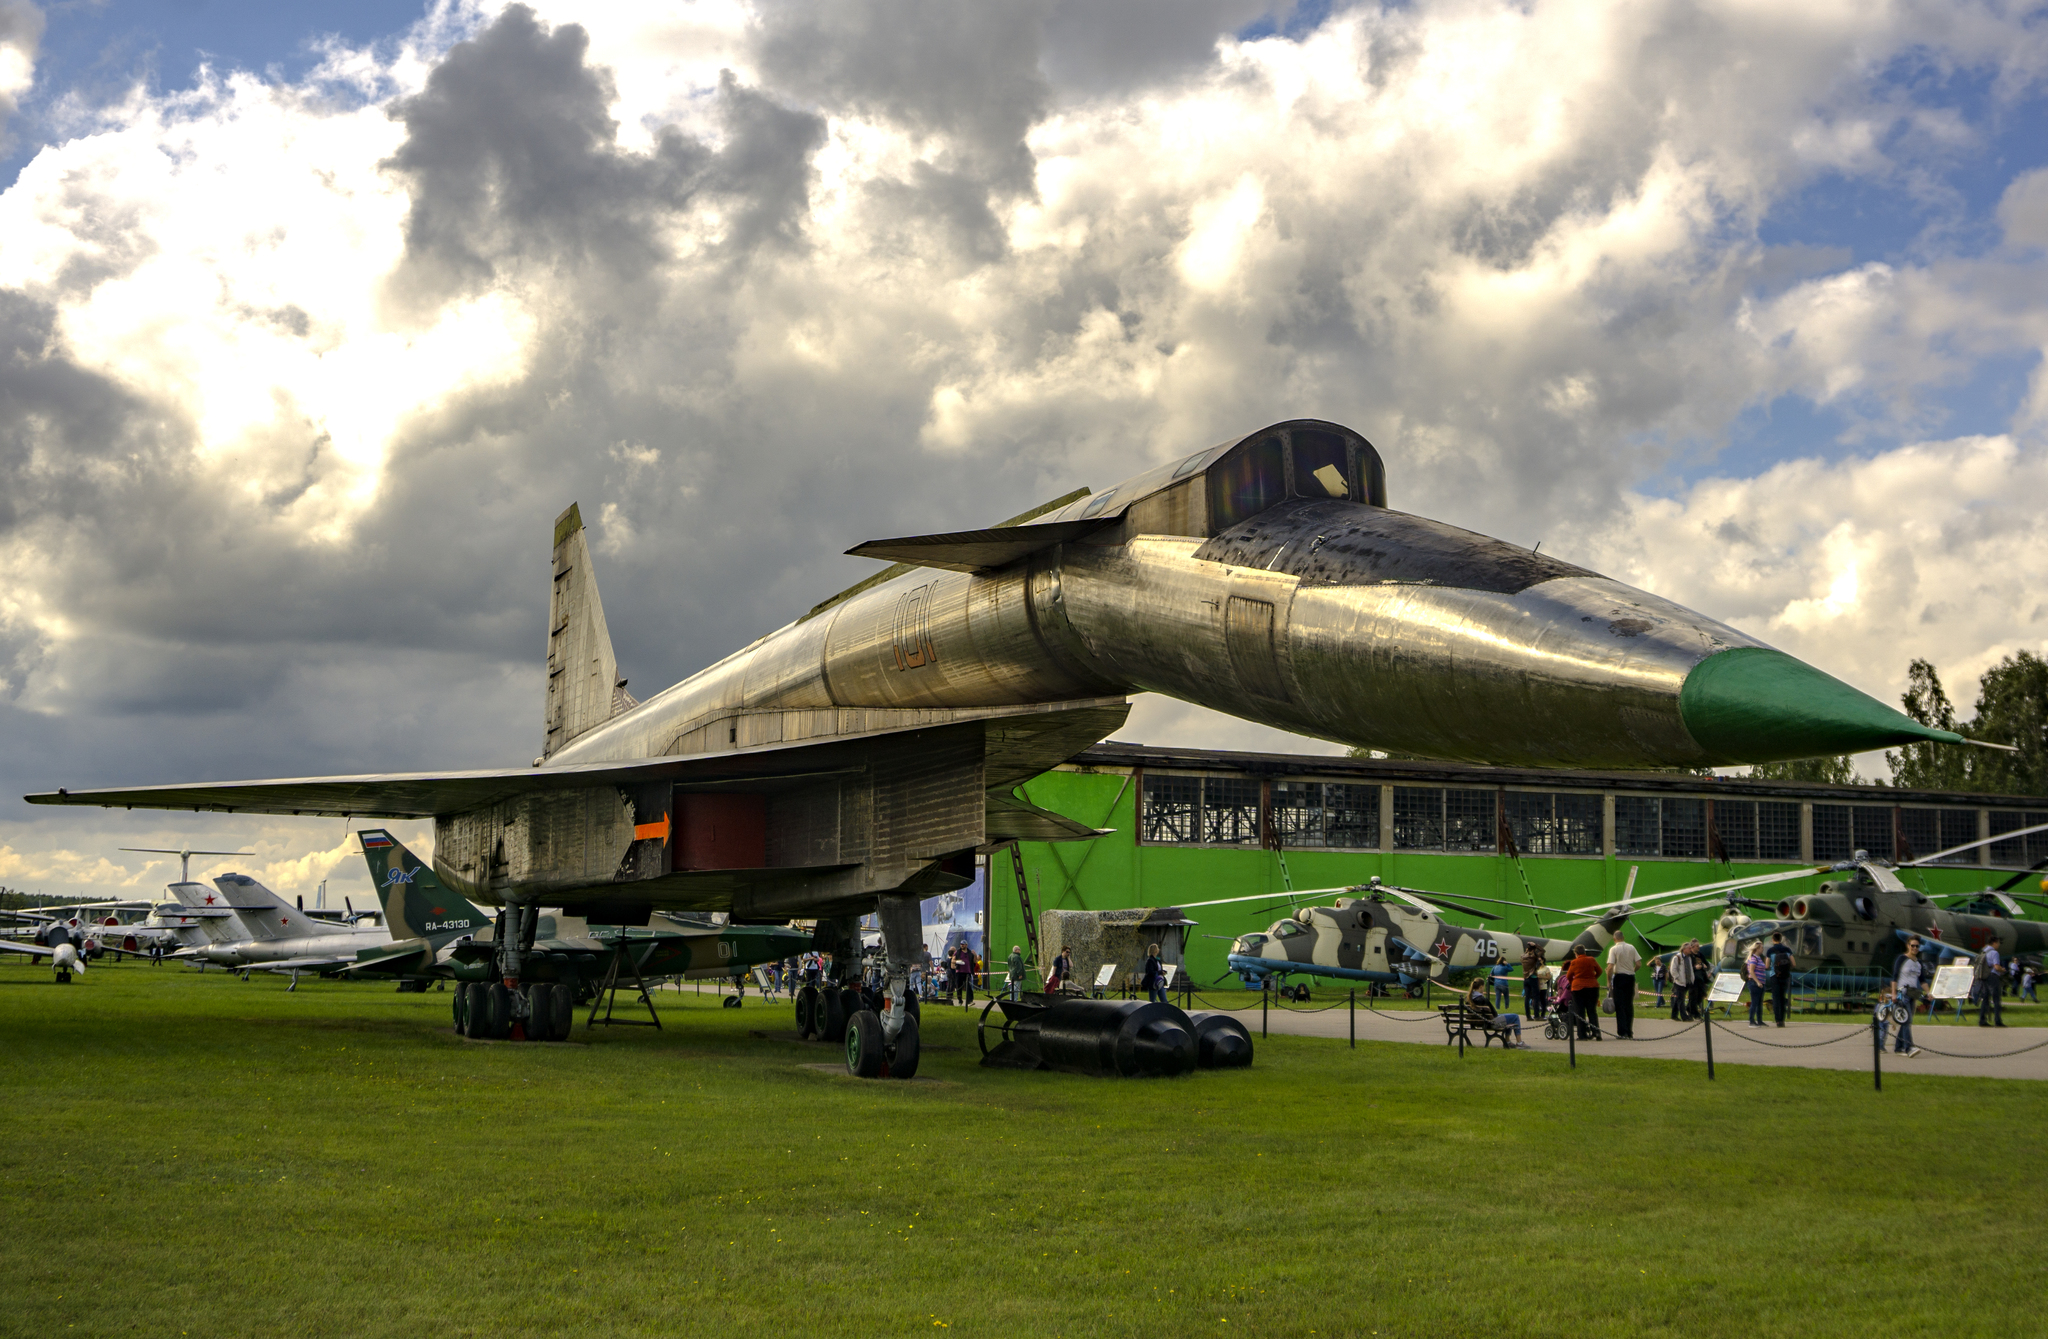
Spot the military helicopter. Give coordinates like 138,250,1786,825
1566,821,2048,996
1212,878,1630,997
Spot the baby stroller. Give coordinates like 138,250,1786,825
1541,975,1572,1040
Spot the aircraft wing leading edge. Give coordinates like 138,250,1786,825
22,700,1128,819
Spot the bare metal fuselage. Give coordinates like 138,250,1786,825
550,528,1751,775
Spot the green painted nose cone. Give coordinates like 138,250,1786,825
1679,647,1964,764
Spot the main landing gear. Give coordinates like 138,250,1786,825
449,903,576,1042
453,976,575,1041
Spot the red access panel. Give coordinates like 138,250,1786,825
674,793,767,870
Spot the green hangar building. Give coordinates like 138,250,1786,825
990,743,2048,988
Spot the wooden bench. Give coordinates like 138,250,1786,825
1438,1002,1520,1049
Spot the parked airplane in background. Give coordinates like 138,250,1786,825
168,872,395,982
0,917,91,981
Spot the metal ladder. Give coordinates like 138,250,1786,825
1007,842,1040,966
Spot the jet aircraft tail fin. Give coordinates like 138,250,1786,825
212,872,347,939
356,830,492,944
543,503,628,760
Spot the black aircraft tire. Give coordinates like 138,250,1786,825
527,984,556,1041
453,983,470,1034
845,1009,884,1078
796,985,818,1038
486,982,512,1040
721,994,741,1009
552,982,575,1038
907,994,921,1024
889,1014,921,1080
821,988,848,1043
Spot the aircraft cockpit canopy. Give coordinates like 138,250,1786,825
1271,919,1310,939
1047,419,1386,539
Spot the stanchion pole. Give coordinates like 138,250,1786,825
1568,1009,1576,1070
1262,979,1269,1039
1872,1013,1883,1093
1350,989,1356,1049
1703,1011,1715,1080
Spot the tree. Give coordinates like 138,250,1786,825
1887,659,1972,791
1748,755,1861,785
1964,651,2048,795
1883,652,2048,794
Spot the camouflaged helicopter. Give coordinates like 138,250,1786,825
1216,877,1629,998
1566,821,2048,998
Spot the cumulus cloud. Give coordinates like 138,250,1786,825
0,1,38,149
5,0,2048,898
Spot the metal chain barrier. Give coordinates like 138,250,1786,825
1904,1030,2048,1060
1616,1019,1701,1041
1708,1017,1863,1049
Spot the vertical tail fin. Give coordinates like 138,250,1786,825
544,503,629,759
212,873,346,938
356,830,492,943
163,882,260,944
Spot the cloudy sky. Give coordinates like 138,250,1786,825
3,0,2046,904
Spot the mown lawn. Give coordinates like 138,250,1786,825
2,961,2039,1337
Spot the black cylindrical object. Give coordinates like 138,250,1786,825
1185,1011,1254,1069
1033,999,1196,1078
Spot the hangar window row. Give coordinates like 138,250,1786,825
1136,770,2031,865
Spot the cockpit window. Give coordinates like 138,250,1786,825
1171,449,1212,480
1209,435,1286,531
1273,919,1308,939
1292,429,1351,499
1080,488,1120,519
1237,933,1268,949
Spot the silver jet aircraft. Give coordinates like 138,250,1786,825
30,419,1974,1077
168,873,393,982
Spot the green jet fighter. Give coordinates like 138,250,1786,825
348,829,808,1040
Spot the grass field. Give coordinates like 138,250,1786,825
4,962,2041,1338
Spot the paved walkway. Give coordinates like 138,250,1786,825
1191,999,2048,1081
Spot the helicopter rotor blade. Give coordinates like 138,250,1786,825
1424,899,1503,922
1902,820,2048,869
1993,856,2048,893
1563,865,1824,918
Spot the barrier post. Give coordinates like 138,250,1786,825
1568,1012,1576,1070
1703,1012,1715,1081
1262,979,1269,1039
1872,1014,1883,1093
1349,989,1356,1049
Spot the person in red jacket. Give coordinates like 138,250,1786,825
1565,944,1604,1041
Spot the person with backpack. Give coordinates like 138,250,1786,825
1765,932,1795,1027
1976,943,2005,1027
1521,946,1548,1020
